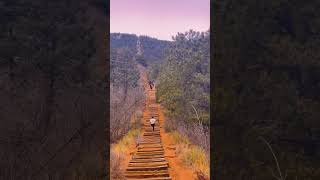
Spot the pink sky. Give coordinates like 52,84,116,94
110,0,210,41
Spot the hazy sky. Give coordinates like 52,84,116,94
110,0,210,41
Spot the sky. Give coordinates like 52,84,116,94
110,0,210,41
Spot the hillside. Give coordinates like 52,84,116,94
110,33,171,65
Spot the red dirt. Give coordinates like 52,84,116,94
160,106,196,180
121,64,196,180
117,66,196,180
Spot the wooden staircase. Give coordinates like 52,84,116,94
125,88,171,180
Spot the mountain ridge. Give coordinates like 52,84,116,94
111,33,172,65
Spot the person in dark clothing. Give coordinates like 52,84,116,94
148,81,153,89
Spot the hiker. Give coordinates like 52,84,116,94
148,81,153,89
149,116,156,131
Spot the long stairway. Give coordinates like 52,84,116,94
125,87,171,180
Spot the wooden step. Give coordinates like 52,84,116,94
138,145,163,148
138,149,164,152
126,165,168,171
142,137,161,140
135,152,164,156
134,153,165,157
133,155,165,159
140,141,161,144
128,162,168,167
143,133,160,136
125,86,171,179
129,158,166,163
141,138,161,140
125,171,170,178
139,142,159,146
141,138,161,141
137,150,163,152
127,177,171,180
137,151,164,154
140,139,160,141
142,136,161,138
137,149,164,153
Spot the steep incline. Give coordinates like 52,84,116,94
125,68,171,180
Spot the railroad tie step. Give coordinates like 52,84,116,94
137,150,164,153
129,158,167,163
141,138,161,143
135,153,164,156
140,141,161,143
138,149,164,152
134,154,165,157
126,165,168,171
128,162,168,167
133,155,165,159
139,142,160,145
136,150,164,153
125,170,170,179
125,88,171,180
141,137,161,139
137,145,163,148
137,149,163,152
143,134,160,136
127,178,171,180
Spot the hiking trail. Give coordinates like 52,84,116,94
124,68,171,180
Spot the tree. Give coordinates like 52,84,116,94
213,0,320,179
154,30,210,151
0,0,107,179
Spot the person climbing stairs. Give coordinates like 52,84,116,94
125,79,171,180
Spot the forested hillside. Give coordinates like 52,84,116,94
213,0,320,179
110,47,144,143
0,0,107,179
110,33,171,66
110,33,138,56
151,30,210,151
110,30,210,179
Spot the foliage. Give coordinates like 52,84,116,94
110,84,144,143
168,131,210,179
110,43,144,144
110,33,138,54
156,30,210,126
110,151,125,180
213,0,320,179
0,0,107,179
112,128,141,154
110,47,140,89
152,30,210,153
181,146,209,177
170,131,190,145
110,128,141,180
138,35,171,63
135,54,147,67
110,33,171,67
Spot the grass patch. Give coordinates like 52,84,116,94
110,151,125,180
131,110,143,129
170,131,190,145
169,131,210,179
112,128,141,154
181,146,210,177
110,128,141,180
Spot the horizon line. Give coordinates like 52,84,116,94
110,28,210,41
110,31,174,41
